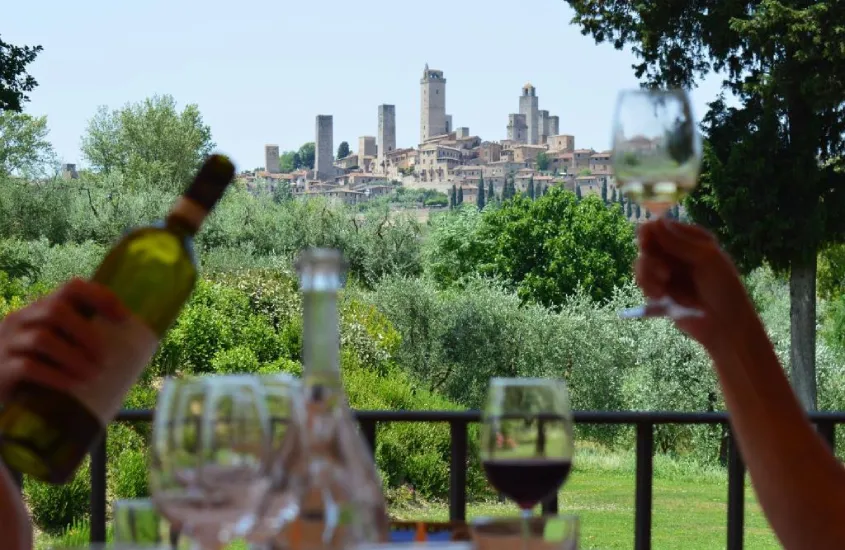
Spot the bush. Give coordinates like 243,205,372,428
25,459,91,534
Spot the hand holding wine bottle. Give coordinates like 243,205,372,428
0,154,236,484
0,278,129,397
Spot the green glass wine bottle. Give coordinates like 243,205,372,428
0,154,236,484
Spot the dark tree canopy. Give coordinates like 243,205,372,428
0,36,43,113
337,141,350,159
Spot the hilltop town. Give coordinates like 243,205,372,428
243,65,616,206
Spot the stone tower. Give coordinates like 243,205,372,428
548,115,560,137
378,104,396,172
420,64,447,143
519,83,540,145
358,136,377,168
265,144,280,174
507,114,527,143
538,110,550,144
315,115,334,181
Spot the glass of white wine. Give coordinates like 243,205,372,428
149,375,273,550
612,88,703,320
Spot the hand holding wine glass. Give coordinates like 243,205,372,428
612,88,703,320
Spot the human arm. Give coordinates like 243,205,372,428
0,278,128,549
636,219,845,549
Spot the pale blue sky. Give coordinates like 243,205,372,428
7,0,725,171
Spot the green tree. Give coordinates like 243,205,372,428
565,0,845,408
611,187,617,203
0,111,56,178
527,176,536,200
457,186,464,205
428,189,636,304
337,141,350,159
487,179,494,203
279,151,298,173
601,180,608,204
535,151,550,171
297,142,316,170
450,184,457,209
477,176,486,210
626,200,633,219
0,36,43,112
80,95,214,188
575,185,582,201
634,203,641,220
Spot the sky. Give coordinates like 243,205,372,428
6,0,728,171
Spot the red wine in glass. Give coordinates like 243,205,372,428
482,459,572,509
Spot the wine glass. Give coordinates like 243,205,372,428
149,375,273,550
611,88,703,320
480,378,574,548
244,373,307,549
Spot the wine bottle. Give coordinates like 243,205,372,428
277,248,389,549
0,154,236,484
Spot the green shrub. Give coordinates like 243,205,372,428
25,459,91,534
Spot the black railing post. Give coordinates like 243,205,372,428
541,493,559,515
817,420,836,452
727,431,745,550
90,436,108,544
449,419,468,522
358,417,378,459
634,422,653,550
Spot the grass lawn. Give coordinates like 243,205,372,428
37,445,782,550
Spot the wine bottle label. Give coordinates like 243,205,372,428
68,313,159,425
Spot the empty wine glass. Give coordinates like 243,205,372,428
244,373,307,549
149,375,273,550
612,88,703,320
480,378,574,549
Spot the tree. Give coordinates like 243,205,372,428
450,184,458,209
536,151,550,171
457,186,464,205
634,204,641,220
575,185,582,201
80,95,214,188
0,111,56,178
477,175,486,210
645,209,652,220
601,180,608,204
527,177,536,200
487,179,495,203
626,200,633,219
337,141,350,159
297,142,316,170
0,36,43,112
611,187,617,203
567,0,845,408
436,189,637,304
279,151,298,173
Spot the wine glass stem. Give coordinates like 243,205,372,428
521,507,532,550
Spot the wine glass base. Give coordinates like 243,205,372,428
618,296,703,320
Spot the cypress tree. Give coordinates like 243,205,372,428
528,177,536,200
626,200,633,218
601,180,608,204
635,203,642,219
450,184,457,209
575,185,582,201
487,179,494,202
458,186,464,205
477,175,486,209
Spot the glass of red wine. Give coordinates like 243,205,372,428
480,377,574,546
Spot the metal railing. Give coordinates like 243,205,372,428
29,410,845,550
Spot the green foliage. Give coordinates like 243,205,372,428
0,111,56,178
80,95,214,188
426,189,636,305
298,142,315,170
527,177,535,200
819,244,845,300
279,150,298,173
535,151,550,171
575,185,582,201
486,179,494,203
337,141,351,159
25,460,91,534
0,36,42,112
457,186,464,205
476,176,485,210
450,185,457,208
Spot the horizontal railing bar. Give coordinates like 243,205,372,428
117,408,845,424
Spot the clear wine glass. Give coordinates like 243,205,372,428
611,88,703,320
244,373,307,549
149,375,273,550
480,378,574,549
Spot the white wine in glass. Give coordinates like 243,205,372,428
612,88,703,319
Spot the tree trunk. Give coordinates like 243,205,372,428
790,255,817,410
